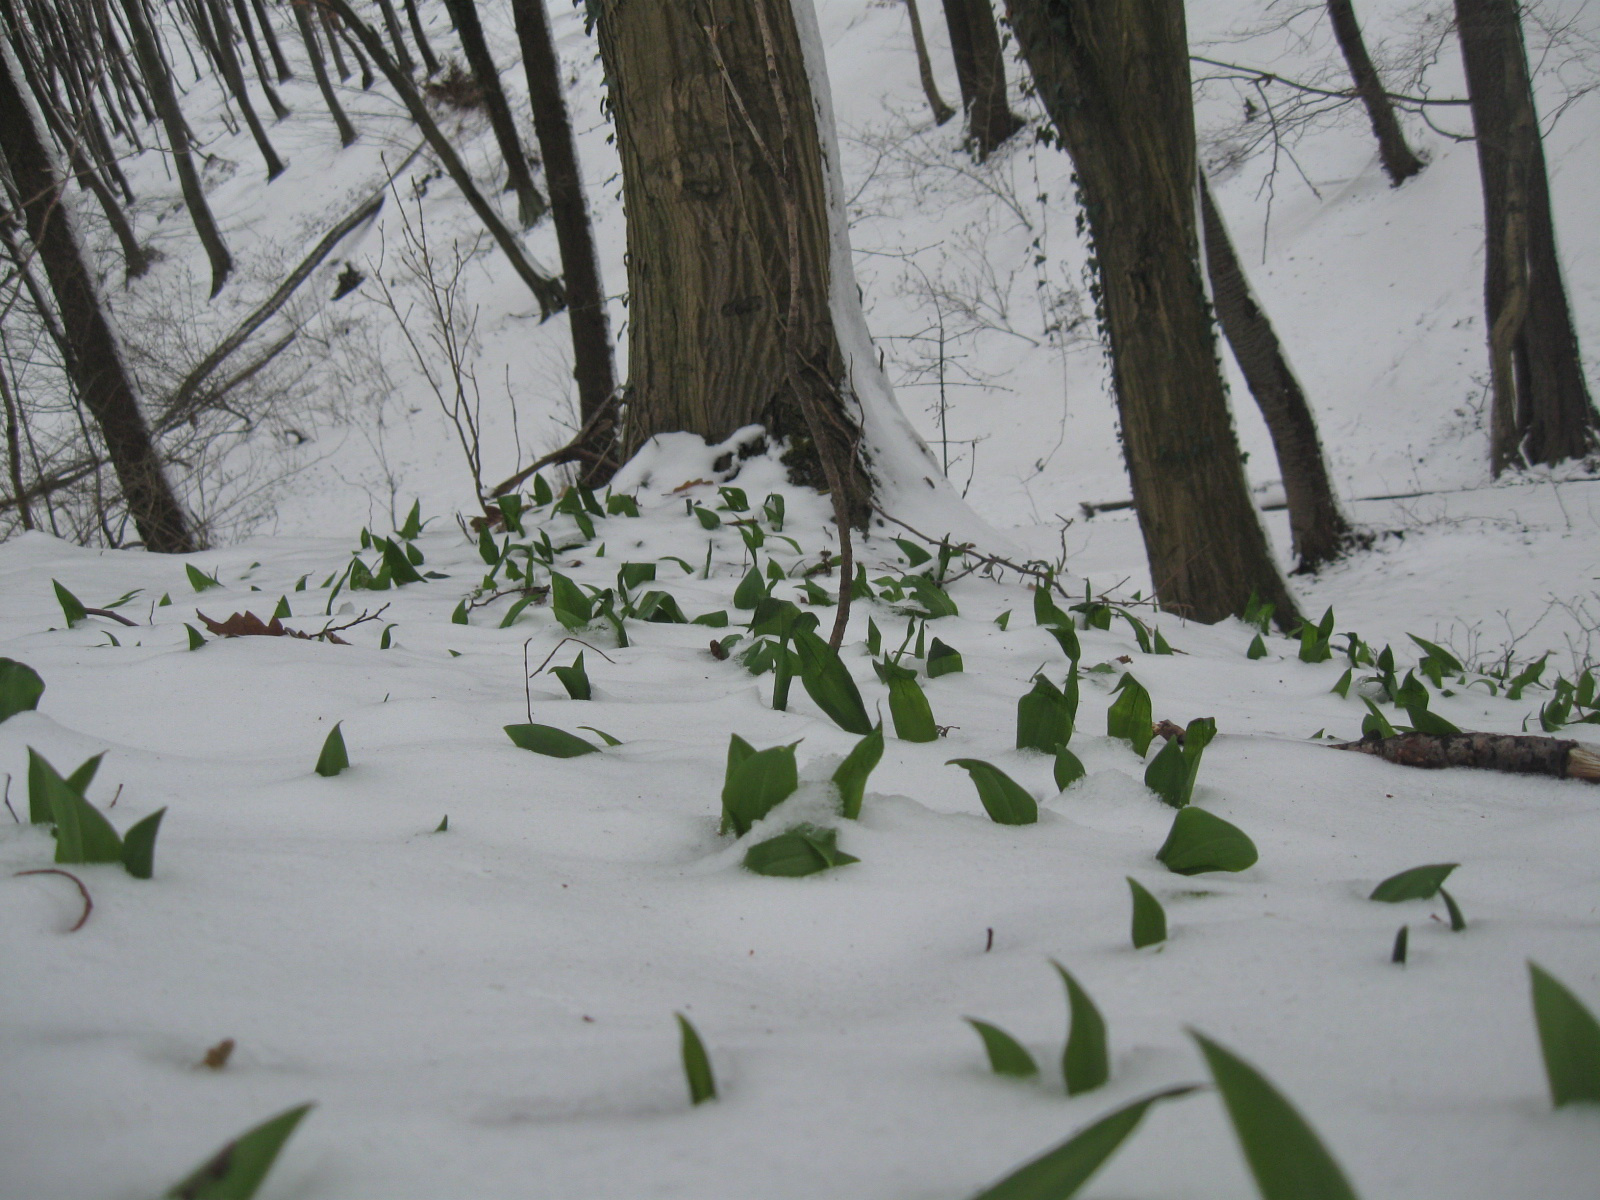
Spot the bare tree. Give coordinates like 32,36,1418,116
1326,0,1424,184
1456,0,1595,474
0,45,194,550
941,0,1023,160
1005,0,1300,627
905,0,955,126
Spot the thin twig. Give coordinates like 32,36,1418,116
83,606,139,626
2,773,16,823
14,868,93,931
316,603,390,639
528,637,617,678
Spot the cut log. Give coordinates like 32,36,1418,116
1332,731,1600,782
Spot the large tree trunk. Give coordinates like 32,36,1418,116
0,48,195,551
512,0,616,482
940,0,1023,160
1005,0,1300,627
1325,0,1423,186
119,0,232,295
1199,175,1351,572
905,0,955,126
442,0,546,229
1455,0,1595,474
591,0,873,527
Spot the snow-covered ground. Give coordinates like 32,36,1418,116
3,1,1599,1196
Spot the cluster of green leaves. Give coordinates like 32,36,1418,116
26,749,164,878
964,962,1108,1095
1144,718,1216,808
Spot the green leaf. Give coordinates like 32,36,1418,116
1106,673,1153,756
995,610,1011,631
1391,924,1409,964
1054,963,1109,1095
397,499,422,541
947,758,1038,825
1247,633,1268,660
379,624,397,649
1407,634,1462,675
1034,579,1071,629
25,749,102,825
504,723,600,758
1406,705,1461,735
1142,717,1216,809
619,561,657,590
1157,807,1258,875
743,823,859,876
1127,877,1167,948
451,599,469,625
733,565,767,610
693,609,731,627
531,475,554,507
793,629,873,734
576,726,623,747
1360,699,1397,739
186,564,223,593
497,494,526,534
927,637,964,677
1439,887,1466,931
1529,961,1600,1107
499,595,537,628
314,723,349,777
378,537,424,585
164,1102,314,1200
435,815,449,833
120,807,166,879
1191,1031,1360,1200
0,658,45,722
607,493,640,517
1331,668,1352,697
46,766,123,866
832,724,884,820
1053,747,1085,791
694,505,721,530
552,652,592,701
676,1014,717,1105
722,743,799,837
888,672,938,742
1017,674,1075,754
902,575,958,619
964,1019,1038,1078
893,537,933,566
967,1086,1199,1200
549,572,593,630
1369,863,1457,902
53,579,88,626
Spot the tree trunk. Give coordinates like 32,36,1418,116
1456,0,1595,475
442,0,545,229
204,0,286,180
1325,0,1424,186
591,0,873,528
321,0,565,317
1199,175,1351,572
0,356,34,530
0,48,195,551
119,0,232,296
231,0,289,118
1005,0,1300,628
512,0,616,481
373,0,416,76
249,0,291,82
941,0,1022,160
401,0,440,76
292,0,357,146
905,0,954,126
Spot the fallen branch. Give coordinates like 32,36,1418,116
1332,731,1600,782
489,396,620,498
84,606,139,626
14,868,93,931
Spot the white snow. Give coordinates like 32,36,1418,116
3,0,1599,1197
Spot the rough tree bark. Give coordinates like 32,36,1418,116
941,0,1023,160
292,0,357,147
0,47,194,550
591,0,873,527
1005,0,1300,627
1455,0,1595,474
119,0,232,295
1199,175,1351,571
511,0,616,481
442,0,545,229
905,0,954,126
1325,0,1423,186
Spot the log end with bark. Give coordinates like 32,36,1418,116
1332,730,1600,782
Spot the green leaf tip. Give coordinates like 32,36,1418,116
1127,877,1167,948
1369,863,1457,902
1053,962,1109,1096
164,1101,314,1200
1529,962,1600,1107
676,1013,717,1105
965,1018,1038,1078
0,657,45,723
947,758,1038,825
314,723,349,777
504,723,602,758
743,824,859,877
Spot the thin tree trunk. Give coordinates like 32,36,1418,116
0,356,35,530
292,0,357,147
205,0,285,179
1325,0,1424,185
373,0,416,76
941,0,1022,160
319,5,351,79
1456,0,1595,474
1199,175,1351,571
320,0,565,316
1006,0,1300,627
231,0,289,118
905,0,954,126
119,0,232,295
0,48,194,551
443,0,545,229
590,0,874,530
512,0,615,481
249,0,291,82
401,0,439,75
